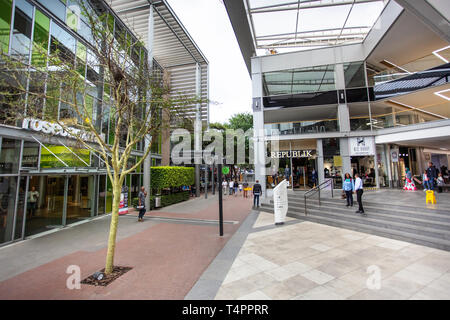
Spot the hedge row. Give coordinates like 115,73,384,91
151,166,194,189
132,191,190,209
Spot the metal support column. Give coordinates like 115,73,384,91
144,4,154,209
195,63,202,197
62,175,69,226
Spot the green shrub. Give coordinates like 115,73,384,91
132,192,189,209
151,166,194,189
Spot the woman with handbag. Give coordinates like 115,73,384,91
342,173,355,207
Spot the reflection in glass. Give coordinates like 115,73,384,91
14,176,27,240
0,138,21,174
25,176,64,237
98,175,106,215
344,62,366,89
66,175,94,224
0,176,17,244
21,141,40,168
0,0,12,53
31,9,50,67
11,0,33,63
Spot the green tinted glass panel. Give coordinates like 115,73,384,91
66,9,78,32
0,0,12,53
40,145,90,168
76,41,86,76
32,10,50,67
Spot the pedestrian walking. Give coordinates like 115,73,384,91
222,180,228,195
426,162,438,190
243,181,249,198
342,173,354,207
229,180,234,195
137,186,147,222
253,180,262,207
422,170,431,191
354,173,364,214
238,182,243,195
234,180,238,196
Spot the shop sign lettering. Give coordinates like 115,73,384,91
22,118,103,143
270,150,315,158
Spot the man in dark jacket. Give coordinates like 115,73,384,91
253,180,262,207
426,162,437,190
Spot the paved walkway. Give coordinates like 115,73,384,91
210,211,450,300
0,193,253,299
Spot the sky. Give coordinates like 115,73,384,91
166,0,253,124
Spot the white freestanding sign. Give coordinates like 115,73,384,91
273,179,288,225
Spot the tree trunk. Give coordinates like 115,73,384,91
104,180,122,274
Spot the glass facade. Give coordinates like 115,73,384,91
0,0,154,245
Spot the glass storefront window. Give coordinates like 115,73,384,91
263,64,336,96
25,175,64,237
265,119,338,136
323,138,342,188
0,0,12,53
11,0,33,63
349,102,371,131
0,138,21,174
98,175,106,215
0,176,17,244
66,175,94,224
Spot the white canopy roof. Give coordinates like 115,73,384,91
107,0,208,68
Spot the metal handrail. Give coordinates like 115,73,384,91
304,178,334,216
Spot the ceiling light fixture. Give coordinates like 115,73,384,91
432,45,450,64
434,89,450,101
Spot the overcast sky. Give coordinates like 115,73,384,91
166,0,252,124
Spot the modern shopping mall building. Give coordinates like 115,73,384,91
225,0,450,198
0,0,208,245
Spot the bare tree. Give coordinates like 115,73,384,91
0,0,201,274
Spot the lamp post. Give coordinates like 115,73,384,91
216,156,224,237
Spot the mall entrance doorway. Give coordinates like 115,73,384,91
351,156,376,187
292,158,317,189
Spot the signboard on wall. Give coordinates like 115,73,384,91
333,156,343,167
349,137,375,156
391,148,399,163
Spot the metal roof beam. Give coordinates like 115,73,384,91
250,0,383,13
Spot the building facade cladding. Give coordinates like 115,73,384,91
0,0,170,245
251,7,450,198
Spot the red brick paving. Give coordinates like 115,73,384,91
0,196,253,300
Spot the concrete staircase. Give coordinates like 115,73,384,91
260,194,450,251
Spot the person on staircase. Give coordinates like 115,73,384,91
343,173,355,207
